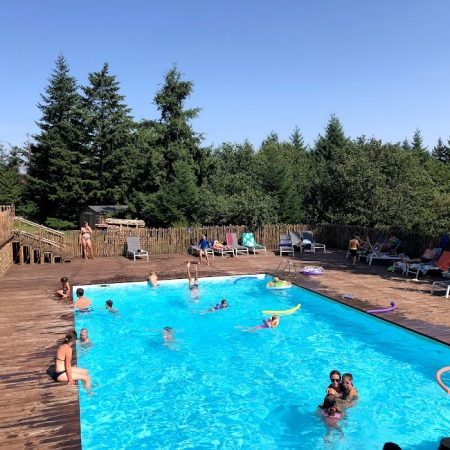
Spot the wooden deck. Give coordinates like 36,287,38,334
0,249,449,449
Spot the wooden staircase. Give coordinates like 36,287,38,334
13,217,66,264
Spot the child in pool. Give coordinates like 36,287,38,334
163,326,174,343
240,315,280,332
200,299,229,314
147,272,158,287
321,395,342,417
105,299,119,315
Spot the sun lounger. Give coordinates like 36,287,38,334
226,232,249,256
406,250,450,279
189,244,214,258
211,243,236,257
241,232,266,255
279,234,294,257
301,231,326,253
126,236,149,261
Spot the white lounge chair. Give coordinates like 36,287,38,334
279,234,294,257
301,231,326,253
127,236,149,261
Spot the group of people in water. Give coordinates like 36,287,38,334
319,370,358,424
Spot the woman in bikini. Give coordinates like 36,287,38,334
53,330,91,391
80,222,94,259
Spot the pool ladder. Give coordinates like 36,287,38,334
275,259,300,278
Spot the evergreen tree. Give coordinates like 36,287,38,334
27,55,87,223
290,126,305,151
0,143,25,207
432,137,450,163
135,66,205,225
82,63,136,204
153,66,203,180
410,128,429,162
256,133,300,223
401,138,411,151
306,115,349,223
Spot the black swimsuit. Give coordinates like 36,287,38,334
53,357,66,382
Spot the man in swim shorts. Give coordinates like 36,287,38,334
73,288,92,311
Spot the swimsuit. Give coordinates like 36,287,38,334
82,233,90,241
53,357,66,381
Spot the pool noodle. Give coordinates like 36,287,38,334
262,304,301,315
366,301,397,314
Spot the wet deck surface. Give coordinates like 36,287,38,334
0,249,449,449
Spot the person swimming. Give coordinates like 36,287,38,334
240,315,280,332
200,299,229,314
163,326,174,343
105,299,119,315
78,328,93,348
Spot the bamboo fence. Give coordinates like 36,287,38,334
63,223,441,259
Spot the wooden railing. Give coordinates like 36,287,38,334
62,223,441,259
13,216,64,243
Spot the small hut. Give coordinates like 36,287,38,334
79,205,128,228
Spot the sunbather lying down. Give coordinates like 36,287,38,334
401,244,437,263
213,240,224,248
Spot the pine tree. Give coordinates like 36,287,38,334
410,128,429,162
153,66,204,182
82,63,136,204
27,55,87,223
432,137,450,163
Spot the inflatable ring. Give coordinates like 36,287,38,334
234,276,259,285
367,301,397,314
301,266,325,275
266,280,292,289
262,304,301,315
436,367,450,394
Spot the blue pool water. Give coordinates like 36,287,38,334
74,275,450,450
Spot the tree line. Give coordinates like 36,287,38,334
1,55,449,234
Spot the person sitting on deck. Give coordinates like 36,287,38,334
56,276,71,299
52,330,91,391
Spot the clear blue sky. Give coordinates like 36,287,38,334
1,0,450,150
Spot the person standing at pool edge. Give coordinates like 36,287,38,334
80,222,94,259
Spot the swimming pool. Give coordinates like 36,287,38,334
74,275,450,449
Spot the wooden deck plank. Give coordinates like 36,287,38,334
0,250,449,449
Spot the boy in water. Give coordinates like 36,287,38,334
148,272,158,287
73,288,92,311
105,299,119,315
163,326,174,343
